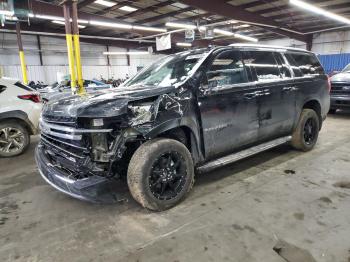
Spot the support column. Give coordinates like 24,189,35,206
306,34,313,51
72,0,85,94
16,22,28,85
36,35,43,66
63,3,77,93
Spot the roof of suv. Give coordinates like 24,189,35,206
229,43,311,53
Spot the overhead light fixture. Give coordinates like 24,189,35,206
176,42,192,47
103,51,149,55
133,25,167,33
5,16,18,21
234,33,258,42
214,28,234,36
36,14,65,21
94,0,116,7
90,20,132,29
52,20,86,29
0,10,14,16
165,22,196,30
290,0,350,25
214,28,258,42
119,6,138,12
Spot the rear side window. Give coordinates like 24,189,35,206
242,51,281,82
206,50,248,88
285,53,324,76
0,85,6,94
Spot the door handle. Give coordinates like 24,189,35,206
283,86,298,92
244,92,257,99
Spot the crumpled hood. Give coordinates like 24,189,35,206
43,85,176,118
331,72,350,82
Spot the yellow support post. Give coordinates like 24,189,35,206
16,22,28,85
72,0,85,94
63,4,77,94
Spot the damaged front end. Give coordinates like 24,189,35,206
35,90,186,202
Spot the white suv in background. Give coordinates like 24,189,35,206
0,78,42,157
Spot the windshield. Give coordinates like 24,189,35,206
124,51,208,88
342,63,350,72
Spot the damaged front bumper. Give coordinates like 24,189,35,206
35,145,122,203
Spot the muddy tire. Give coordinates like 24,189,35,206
291,109,319,152
127,138,194,211
0,120,30,157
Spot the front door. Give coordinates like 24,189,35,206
197,49,260,160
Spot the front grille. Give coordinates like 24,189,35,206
42,114,77,127
331,82,350,95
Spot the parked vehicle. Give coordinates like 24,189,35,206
0,78,42,157
36,45,330,210
329,63,350,113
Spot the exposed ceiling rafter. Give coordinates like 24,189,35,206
177,0,309,42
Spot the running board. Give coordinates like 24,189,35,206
197,136,292,173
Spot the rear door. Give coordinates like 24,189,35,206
198,49,260,159
284,52,327,119
242,50,296,141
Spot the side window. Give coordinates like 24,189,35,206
274,53,292,79
286,53,324,76
242,51,281,81
0,85,6,94
284,53,303,77
206,50,248,88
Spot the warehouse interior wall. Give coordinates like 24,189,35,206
0,33,164,84
1,29,349,83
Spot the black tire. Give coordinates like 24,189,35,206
0,120,30,157
328,108,336,114
127,138,194,211
291,109,320,152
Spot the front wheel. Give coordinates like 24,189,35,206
127,138,194,211
291,109,320,152
0,121,30,157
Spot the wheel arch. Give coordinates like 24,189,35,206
0,111,36,135
302,99,322,130
144,118,203,165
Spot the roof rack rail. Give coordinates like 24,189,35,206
229,43,310,53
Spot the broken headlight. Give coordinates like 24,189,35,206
128,102,156,126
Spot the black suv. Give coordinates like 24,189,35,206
329,63,350,113
36,44,330,211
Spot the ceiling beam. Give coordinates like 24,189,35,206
1,23,152,49
78,0,96,9
137,6,194,25
177,0,308,42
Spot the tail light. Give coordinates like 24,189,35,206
327,76,332,93
18,94,41,103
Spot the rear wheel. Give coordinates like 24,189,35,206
127,138,194,211
0,121,30,157
291,109,319,152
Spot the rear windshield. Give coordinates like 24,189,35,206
285,52,324,76
15,82,35,92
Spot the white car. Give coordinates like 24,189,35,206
0,78,42,157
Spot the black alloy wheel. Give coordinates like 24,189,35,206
303,118,317,145
149,151,187,201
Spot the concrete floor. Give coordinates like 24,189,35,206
1,112,350,262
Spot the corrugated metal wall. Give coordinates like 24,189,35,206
318,53,350,74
